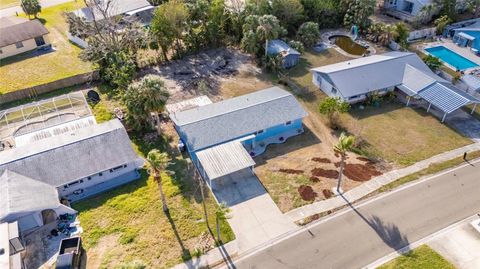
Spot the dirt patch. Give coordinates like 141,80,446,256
322,189,334,199
279,168,304,175
298,185,317,201
310,176,320,183
343,163,382,182
311,168,339,179
312,157,331,163
86,234,121,269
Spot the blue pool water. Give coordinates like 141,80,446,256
425,46,478,70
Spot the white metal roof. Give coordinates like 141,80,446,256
458,32,476,40
196,140,255,180
462,74,480,91
166,96,213,115
418,82,480,114
310,52,443,98
401,64,436,94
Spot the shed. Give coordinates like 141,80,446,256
267,40,301,68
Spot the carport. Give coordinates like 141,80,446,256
195,140,256,186
399,81,480,122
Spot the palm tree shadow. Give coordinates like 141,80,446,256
165,210,192,261
340,194,410,254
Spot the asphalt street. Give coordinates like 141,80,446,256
229,159,480,269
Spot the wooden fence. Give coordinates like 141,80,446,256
0,71,98,106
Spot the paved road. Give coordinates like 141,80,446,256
0,0,73,17
229,159,480,269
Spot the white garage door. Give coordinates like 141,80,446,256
17,214,41,231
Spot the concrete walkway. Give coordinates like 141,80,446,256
0,0,73,17
286,142,480,222
428,220,480,269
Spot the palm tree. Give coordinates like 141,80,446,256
378,24,399,46
140,75,170,128
334,132,355,193
146,149,172,213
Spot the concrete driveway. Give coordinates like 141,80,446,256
428,220,480,269
446,109,480,142
212,169,295,251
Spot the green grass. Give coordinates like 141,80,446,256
90,101,114,123
73,130,234,269
0,0,18,8
340,103,472,166
0,2,93,93
377,245,456,269
378,150,480,193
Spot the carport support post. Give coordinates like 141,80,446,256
472,104,477,115
406,96,411,106
427,102,432,113
442,112,447,123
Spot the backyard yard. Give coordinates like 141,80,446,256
72,109,234,268
0,2,92,93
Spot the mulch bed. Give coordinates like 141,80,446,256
322,189,334,199
311,168,339,179
279,168,304,175
298,185,317,201
311,157,331,164
310,176,321,183
343,163,382,182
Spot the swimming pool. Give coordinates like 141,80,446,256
425,46,478,70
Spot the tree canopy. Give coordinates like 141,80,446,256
297,22,320,48
21,0,41,18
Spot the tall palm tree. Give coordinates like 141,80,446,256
334,132,355,193
146,149,171,213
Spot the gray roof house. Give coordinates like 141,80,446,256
74,0,154,23
311,51,480,122
383,0,433,21
170,87,308,183
267,39,301,68
0,119,144,231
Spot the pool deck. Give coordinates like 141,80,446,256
422,40,480,72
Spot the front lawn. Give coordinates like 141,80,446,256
340,103,472,166
73,122,234,268
0,2,92,93
377,245,456,269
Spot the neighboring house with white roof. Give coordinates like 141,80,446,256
169,87,308,185
0,119,144,232
0,17,50,60
73,0,154,24
311,51,480,122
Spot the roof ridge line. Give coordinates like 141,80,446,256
178,90,292,126
312,52,414,74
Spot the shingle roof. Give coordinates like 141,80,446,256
171,87,308,151
0,119,143,187
267,40,300,56
0,17,49,47
0,170,61,221
311,52,443,98
74,0,152,22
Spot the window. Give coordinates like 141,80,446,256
15,42,23,49
331,88,337,94
285,121,292,125
255,130,264,135
123,164,127,168
68,180,80,187
87,176,92,180
99,172,103,176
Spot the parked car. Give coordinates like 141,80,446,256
56,237,83,269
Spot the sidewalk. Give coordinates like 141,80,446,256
286,142,480,222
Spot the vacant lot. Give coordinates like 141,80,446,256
378,245,456,269
73,112,234,268
0,2,92,93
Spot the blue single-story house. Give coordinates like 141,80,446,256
445,19,480,54
267,40,301,68
169,87,308,185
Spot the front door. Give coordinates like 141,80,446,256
34,36,46,46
